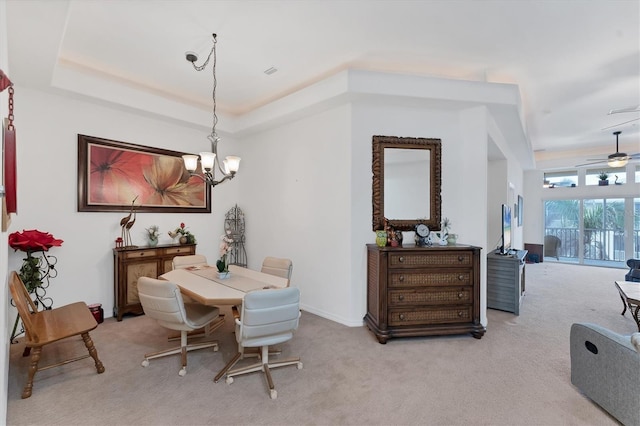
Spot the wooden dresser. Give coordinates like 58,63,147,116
365,243,485,343
113,243,196,321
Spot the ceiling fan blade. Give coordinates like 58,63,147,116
601,117,640,130
575,160,607,167
608,105,640,114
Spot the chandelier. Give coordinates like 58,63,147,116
182,33,240,188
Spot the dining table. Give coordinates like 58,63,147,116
159,264,289,307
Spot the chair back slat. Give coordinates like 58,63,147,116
9,271,39,343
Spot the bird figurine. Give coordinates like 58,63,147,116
124,209,137,247
120,196,138,247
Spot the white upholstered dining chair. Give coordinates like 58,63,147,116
172,254,225,335
172,254,208,270
217,287,302,399
137,276,220,376
260,256,293,285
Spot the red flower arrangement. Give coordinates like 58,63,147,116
9,229,64,253
8,230,64,342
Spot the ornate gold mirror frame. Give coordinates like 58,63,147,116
372,135,442,232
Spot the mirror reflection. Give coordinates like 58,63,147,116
384,149,430,220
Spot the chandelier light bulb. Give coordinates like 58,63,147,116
182,155,199,172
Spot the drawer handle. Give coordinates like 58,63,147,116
399,314,406,321
458,256,464,262
398,256,404,263
458,292,464,299
399,275,405,282
458,275,464,281
139,253,145,257
398,294,405,301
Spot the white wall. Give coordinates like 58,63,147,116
236,104,355,324
487,157,508,251
6,87,240,319
487,114,525,251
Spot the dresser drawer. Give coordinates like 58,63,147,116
389,270,472,287
389,251,473,269
125,249,158,259
165,246,195,255
389,287,471,306
389,305,472,326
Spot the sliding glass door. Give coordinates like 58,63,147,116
583,198,624,265
544,200,579,263
544,198,638,266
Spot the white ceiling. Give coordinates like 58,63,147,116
5,0,640,167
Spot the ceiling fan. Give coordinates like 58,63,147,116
575,131,640,168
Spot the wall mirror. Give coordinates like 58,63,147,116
372,135,441,232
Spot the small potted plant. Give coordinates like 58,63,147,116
598,171,609,186
216,232,234,278
145,225,159,247
169,223,196,244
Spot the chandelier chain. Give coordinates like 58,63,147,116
184,33,239,187
190,34,219,143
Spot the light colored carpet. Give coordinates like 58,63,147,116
6,262,637,425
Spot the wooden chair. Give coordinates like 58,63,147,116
8,271,105,399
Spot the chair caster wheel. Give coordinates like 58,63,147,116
297,362,303,369
179,368,186,377
225,376,234,384
141,359,149,368
270,389,277,399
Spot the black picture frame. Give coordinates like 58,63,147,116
78,134,211,213
517,195,523,227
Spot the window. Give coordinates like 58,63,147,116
583,198,624,262
544,198,632,266
544,200,579,262
586,167,626,185
544,171,577,188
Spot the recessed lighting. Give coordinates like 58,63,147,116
264,67,278,75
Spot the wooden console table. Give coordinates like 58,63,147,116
364,244,485,343
615,281,640,332
113,243,196,321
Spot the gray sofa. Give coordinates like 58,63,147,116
570,323,640,425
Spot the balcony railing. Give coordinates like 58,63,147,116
545,227,640,261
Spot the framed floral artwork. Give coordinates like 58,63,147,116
77,134,210,213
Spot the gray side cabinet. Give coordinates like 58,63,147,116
487,249,527,315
